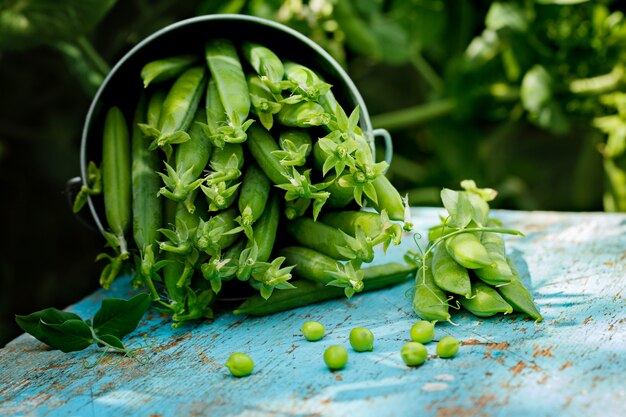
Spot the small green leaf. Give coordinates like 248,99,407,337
97,333,125,350
92,293,151,339
521,65,552,114
485,2,529,33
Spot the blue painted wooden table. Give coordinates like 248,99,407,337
1,208,625,417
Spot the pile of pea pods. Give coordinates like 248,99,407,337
75,39,416,327
410,181,543,323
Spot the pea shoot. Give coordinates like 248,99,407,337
301,321,325,341
225,352,254,377
436,336,460,358
401,342,428,366
324,345,348,370
349,327,374,352
410,321,435,344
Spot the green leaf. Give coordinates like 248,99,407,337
97,333,125,350
0,0,119,50
17,309,93,353
41,319,93,353
16,308,83,346
521,65,552,114
92,293,151,339
485,2,529,33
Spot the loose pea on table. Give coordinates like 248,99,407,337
1,208,625,417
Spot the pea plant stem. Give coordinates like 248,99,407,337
370,99,457,131
410,51,443,92
75,36,111,78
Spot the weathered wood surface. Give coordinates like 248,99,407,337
1,208,624,417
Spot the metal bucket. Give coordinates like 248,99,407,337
73,14,393,234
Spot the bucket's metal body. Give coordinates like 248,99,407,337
77,14,392,235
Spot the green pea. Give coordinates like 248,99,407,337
410,321,435,344
324,345,348,370
436,336,460,358
400,342,428,366
225,352,254,377
301,321,325,341
349,327,374,352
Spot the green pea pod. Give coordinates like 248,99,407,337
248,75,282,131
284,198,311,220
139,66,207,160
246,124,290,185
146,90,166,129
321,209,402,253
497,258,543,322
276,101,330,128
445,232,494,269
204,142,244,185
366,175,405,221
278,246,364,297
431,244,472,298
201,238,246,292
250,192,280,263
324,174,355,209
237,192,280,282
272,129,312,167
283,61,332,102
162,202,201,309
195,208,240,256
460,281,513,317
474,222,515,285
287,217,374,263
141,54,198,88
158,108,213,210
102,106,132,257
131,95,162,300
412,256,451,323
280,129,312,153
205,39,254,143
234,262,416,316
237,163,272,240
242,42,285,93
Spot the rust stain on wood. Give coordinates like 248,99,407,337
560,362,573,370
156,333,193,351
510,361,527,375
532,344,554,358
37,363,71,371
537,375,550,385
583,316,593,324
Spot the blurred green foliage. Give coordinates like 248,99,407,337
1,0,624,345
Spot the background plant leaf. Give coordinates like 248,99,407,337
0,0,119,50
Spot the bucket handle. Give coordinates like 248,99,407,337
372,128,393,170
